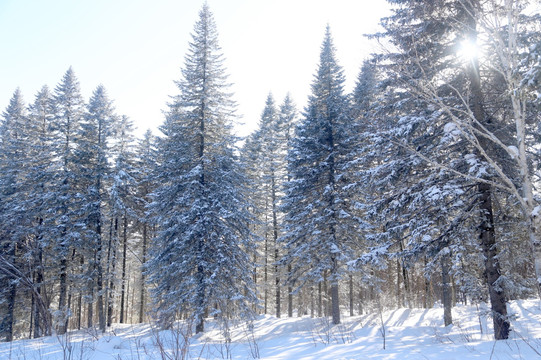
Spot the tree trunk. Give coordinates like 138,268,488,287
272,174,281,318
479,183,510,340
195,245,206,334
126,268,130,323
120,213,128,324
441,252,453,327
195,265,205,334
5,281,17,341
349,275,354,316
95,176,106,332
331,282,340,325
396,259,402,308
34,241,45,338
96,251,105,332
323,272,329,317
330,265,340,324
33,267,42,338
66,289,72,332
275,259,280,318
196,317,204,334
253,251,258,313
310,285,315,318
139,223,147,323
317,282,323,317
358,289,363,315
287,264,293,318
77,292,82,330
402,262,410,307
424,256,431,309
57,257,68,335
106,217,118,327
29,295,34,339
87,290,94,328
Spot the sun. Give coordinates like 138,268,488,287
457,39,481,63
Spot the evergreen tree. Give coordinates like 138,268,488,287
0,89,28,341
134,129,157,324
240,127,266,314
242,93,292,317
147,4,256,333
109,115,138,325
352,59,378,121
26,85,56,338
277,94,298,318
281,27,360,325
49,67,86,334
74,85,115,332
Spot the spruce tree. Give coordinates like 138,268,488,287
278,94,298,318
26,85,55,338
147,4,256,333
281,27,360,325
110,115,138,324
134,129,157,324
50,67,86,334
242,93,293,317
74,85,115,332
0,89,28,341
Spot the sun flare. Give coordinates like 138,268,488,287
457,39,481,63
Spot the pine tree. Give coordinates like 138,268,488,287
74,85,116,332
0,89,28,341
352,59,378,121
134,129,157,324
281,27,360,325
242,93,293,317
50,67,86,335
26,85,56,338
240,128,266,315
277,94,297,318
243,95,276,315
147,4,256,333
110,115,138,325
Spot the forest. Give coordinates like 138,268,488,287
1,0,540,346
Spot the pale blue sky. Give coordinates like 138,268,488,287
0,0,389,136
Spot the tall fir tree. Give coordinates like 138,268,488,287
134,129,157,324
0,89,28,341
277,94,298,318
281,26,361,325
242,93,293,317
26,85,56,338
110,115,138,325
147,4,256,333
50,67,86,335
74,85,115,332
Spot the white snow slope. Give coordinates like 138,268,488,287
1,299,540,359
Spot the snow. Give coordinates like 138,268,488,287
441,122,462,144
532,205,541,218
2,300,541,359
508,145,519,160
443,122,460,137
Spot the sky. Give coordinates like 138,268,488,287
0,0,390,137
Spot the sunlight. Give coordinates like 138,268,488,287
457,39,481,63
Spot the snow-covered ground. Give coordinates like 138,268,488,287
2,299,540,359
